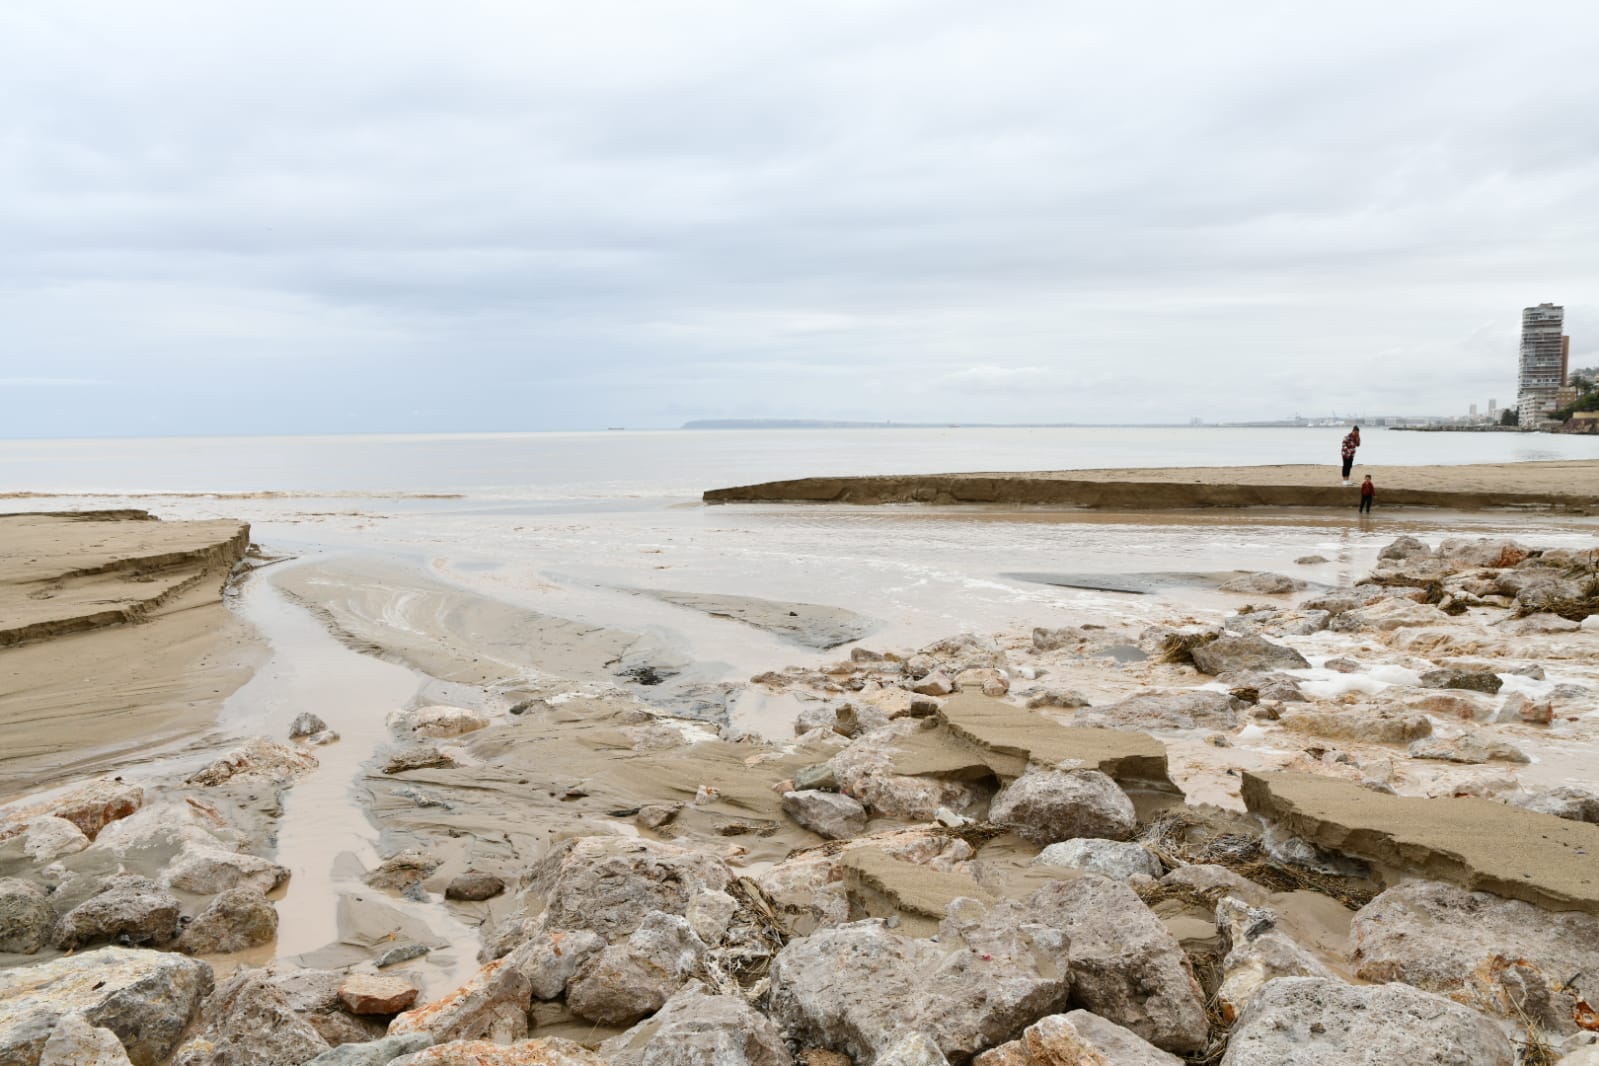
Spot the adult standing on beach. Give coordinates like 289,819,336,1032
1340,425,1361,485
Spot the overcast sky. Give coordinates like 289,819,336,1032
3,2,1598,436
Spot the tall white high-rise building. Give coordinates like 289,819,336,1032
1517,303,1566,422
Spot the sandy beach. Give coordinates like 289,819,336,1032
3,468,1599,1064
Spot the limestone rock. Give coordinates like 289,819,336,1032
989,770,1136,845
1280,705,1431,744
384,746,459,774
1350,880,1599,1034
506,926,606,1000
24,817,90,863
0,947,213,1066
599,980,792,1066
171,969,331,1066
516,836,733,943
920,634,1008,671
974,1011,1182,1066
1511,785,1599,824
1024,876,1206,1054
445,872,506,902
565,912,704,1026
1418,668,1503,694
1214,897,1336,1021
55,875,179,950
1329,599,1449,633
1378,535,1433,562
1024,688,1091,710
768,899,1071,1064
1033,839,1161,880
912,673,955,697
388,958,531,1044
165,842,291,895
1032,627,1090,652
829,724,993,820
389,1039,608,1066
338,975,419,1015
1219,571,1306,595
1190,634,1309,675
367,850,442,891
186,737,319,787
302,1033,433,1065
875,1033,948,1066
1074,690,1240,733
782,790,868,840
386,705,490,739
1219,976,1514,1065
36,1013,132,1066
42,780,145,841
176,887,278,955
953,668,1009,697
1408,733,1529,765
0,878,55,955
290,712,329,738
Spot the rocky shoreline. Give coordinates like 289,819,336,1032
5,528,1599,1065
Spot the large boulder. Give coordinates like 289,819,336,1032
54,875,180,950
185,737,318,787
565,912,705,1027
176,887,278,955
514,837,732,944
989,770,1135,845
1220,977,1515,1065
0,878,55,955
1023,876,1206,1054
24,816,91,863
972,1011,1182,1066
165,842,291,895
1190,635,1310,675
829,724,995,820
170,969,331,1066
1349,880,1599,1034
782,790,868,840
768,898,1072,1065
387,957,531,1045
1073,690,1240,733
0,947,213,1066
599,980,791,1066
504,924,607,1000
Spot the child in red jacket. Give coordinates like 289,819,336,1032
1359,475,1375,513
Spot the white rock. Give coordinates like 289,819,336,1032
37,1013,133,1066
24,817,90,862
386,705,490,739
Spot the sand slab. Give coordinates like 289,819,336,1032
0,511,258,797
1242,771,1599,914
704,460,1599,511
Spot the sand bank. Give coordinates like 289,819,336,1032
0,512,259,798
705,460,1599,511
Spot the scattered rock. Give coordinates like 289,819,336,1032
1220,976,1514,1065
388,1039,608,1066
1218,572,1304,595
386,705,490,739
388,957,531,1045
1418,668,1503,694
444,872,505,902
599,980,792,1066
1510,785,1599,824
1279,705,1431,744
919,634,1008,671
1032,839,1162,880
1494,691,1553,725
383,746,459,774
1350,880,1599,1034
973,1010,1182,1066
1190,634,1309,675
366,850,442,892
165,842,291,895
1031,627,1090,652
1074,690,1240,732
290,713,328,738
1214,897,1337,1021
1294,555,1328,565
506,926,606,1000
911,673,955,697
55,874,180,950
830,724,993,820
953,668,1009,697
989,769,1136,845
1023,688,1090,710
176,887,278,955
515,836,733,943
338,974,419,1015
566,912,705,1026
0,878,55,954
1328,599,1448,633
302,1033,433,1065
782,790,868,840
1408,733,1529,765
23,816,90,863
186,737,318,787
0,947,213,1066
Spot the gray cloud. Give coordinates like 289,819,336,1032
3,1,1598,435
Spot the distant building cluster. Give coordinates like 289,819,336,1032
1516,303,1573,424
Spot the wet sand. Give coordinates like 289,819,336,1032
705,459,1599,511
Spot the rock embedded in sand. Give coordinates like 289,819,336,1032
1033,838,1162,881
388,1038,609,1066
388,957,531,1045
383,745,459,774
1025,875,1207,1053
973,1010,1183,1066
165,841,291,895
1328,598,1449,633
386,705,490,740
35,1012,133,1066
1214,897,1337,1022
1417,667,1503,694
911,672,955,697
1350,880,1599,1034
1219,976,1515,1066
290,712,329,738
366,850,442,891
1189,634,1310,676
445,871,506,902
186,736,318,787
176,886,278,955
171,969,331,1066
989,769,1136,845
54,874,180,950
781,789,868,839
768,899,1072,1065
337,974,419,1016
1278,705,1431,744
0,947,213,1066
1407,733,1529,764
14,779,145,842
0,878,55,954
830,722,994,820
953,667,1009,696
23,816,89,862
1074,689,1240,733
1218,572,1305,595
1510,784,1599,824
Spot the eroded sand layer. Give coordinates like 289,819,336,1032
706,460,1599,511
0,512,258,797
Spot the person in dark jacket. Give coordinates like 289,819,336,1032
1340,426,1361,484
1359,474,1375,513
